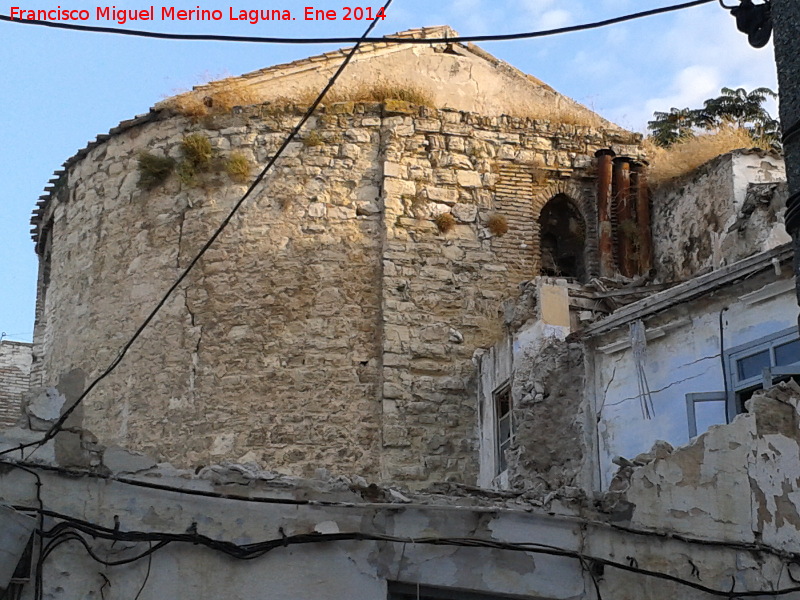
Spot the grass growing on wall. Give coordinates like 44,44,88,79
486,214,509,237
137,152,175,189
645,125,758,187
164,79,262,118
225,153,253,183
163,77,435,118
434,212,456,234
182,134,214,167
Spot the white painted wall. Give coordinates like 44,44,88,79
590,271,798,488
0,459,791,600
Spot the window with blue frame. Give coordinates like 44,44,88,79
725,326,800,420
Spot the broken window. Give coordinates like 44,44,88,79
538,194,586,280
494,383,513,473
725,326,800,419
685,392,727,438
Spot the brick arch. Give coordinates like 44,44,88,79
531,180,599,278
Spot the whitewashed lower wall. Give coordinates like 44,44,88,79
589,268,798,488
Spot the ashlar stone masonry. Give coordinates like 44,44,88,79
30,65,641,488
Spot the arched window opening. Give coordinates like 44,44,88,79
538,194,586,280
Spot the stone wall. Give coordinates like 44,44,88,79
31,100,640,486
0,341,32,428
178,26,620,130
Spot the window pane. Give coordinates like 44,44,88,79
498,414,511,442
775,340,800,366
495,389,511,417
736,386,761,413
693,401,727,436
737,350,770,380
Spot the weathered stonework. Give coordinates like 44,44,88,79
29,26,642,488
651,150,788,282
30,102,638,486
507,339,586,493
0,341,32,428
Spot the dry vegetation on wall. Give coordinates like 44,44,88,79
137,152,175,189
645,125,758,187
224,153,252,183
509,102,605,128
486,214,509,237
136,134,253,189
178,133,215,187
434,212,457,234
162,77,434,118
163,79,262,118
162,74,601,130
319,80,434,106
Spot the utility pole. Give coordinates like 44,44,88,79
771,0,800,313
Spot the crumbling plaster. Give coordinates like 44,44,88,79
651,150,787,282
476,279,591,492
588,261,798,488
608,381,800,554
0,449,794,600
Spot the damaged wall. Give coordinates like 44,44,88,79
608,380,800,555
475,278,590,492
651,150,787,282
586,257,798,488
0,458,590,600
0,341,32,428
0,451,795,600
507,339,586,494
30,87,640,486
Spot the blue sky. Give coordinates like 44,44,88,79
0,0,777,342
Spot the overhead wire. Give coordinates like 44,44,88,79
22,504,800,598
0,0,394,460
0,0,776,596
5,457,799,563
0,0,716,44
0,0,723,461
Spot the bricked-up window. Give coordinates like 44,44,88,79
388,582,531,600
538,194,586,280
494,383,513,473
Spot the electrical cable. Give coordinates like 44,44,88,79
132,542,153,600
719,306,731,422
0,0,394,460
26,506,800,598
0,0,719,460
0,0,716,45
6,457,800,563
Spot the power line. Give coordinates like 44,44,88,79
5,458,797,563
0,0,394,459
25,505,800,597
0,0,716,45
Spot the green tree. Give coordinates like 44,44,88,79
647,87,780,148
647,107,699,147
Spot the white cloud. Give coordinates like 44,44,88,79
593,4,778,131
646,65,722,114
539,9,573,29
